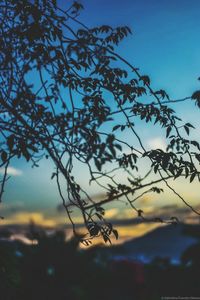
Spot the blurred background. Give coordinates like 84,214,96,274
1,222,200,299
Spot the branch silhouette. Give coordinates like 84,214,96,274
0,0,200,243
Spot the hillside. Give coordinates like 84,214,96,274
120,224,198,263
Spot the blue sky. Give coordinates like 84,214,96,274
2,0,200,238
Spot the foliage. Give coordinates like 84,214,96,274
1,225,200,299
0,0,200,243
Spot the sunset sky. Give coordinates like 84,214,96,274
1,0,200,242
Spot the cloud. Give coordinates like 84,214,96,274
147,137,166,151
2,201,24,213
139,203,200,224
138,195,153,205
116,223,159,241
107,203,200,226
2,212,56,227
0,166,23,176
105,208,119,218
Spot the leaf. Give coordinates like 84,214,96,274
102,234,110,243
115,143,122,151
185,122,195,129
191,91,200,108
113,229,118,240
23,150,31,162
94,158,101,171
190,172,196,183
191,90,200,100
195,153,200,162
88,223,100,236
184,125,190,136
155,89,168,99
175,168,183,179
154,164,159,174
191,141,200,150
151,187,163,194
96,206,105,215
109,145,116,158
7,134,15,151
166,126,172,138
95,213,103,220
72,1,84,11
112,125,121,132
137,209,143,217
140,75,150,86
1,151,7,163
51,172,56,180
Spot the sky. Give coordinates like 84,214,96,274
1,0,200,243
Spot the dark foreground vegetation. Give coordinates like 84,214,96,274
1,224,200,300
